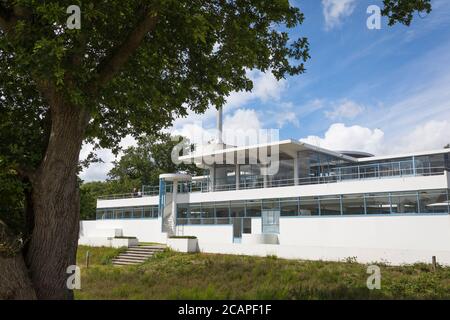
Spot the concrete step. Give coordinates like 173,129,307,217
112,260,141,266
112,257,148,264
125,249,163,255
112,245,167,266
117,252,154,258
113,257,148,263
116,253,153,259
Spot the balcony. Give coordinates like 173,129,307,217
97,160,447,200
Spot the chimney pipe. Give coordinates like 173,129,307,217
216,106,223,144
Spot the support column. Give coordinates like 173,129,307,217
209,164,215,192
171,180,178,235
293,157,299,186
263,173,268,188
235,164,240,190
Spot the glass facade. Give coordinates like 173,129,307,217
175,189,449,225
96,205,159,220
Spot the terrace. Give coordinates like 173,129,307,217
97,158,448,200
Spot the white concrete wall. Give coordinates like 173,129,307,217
278,215,450,251
80,218,164,243
251,218,262,234
196,243,450,266
175,224,233,244
97,195,159,209
177,173,448,203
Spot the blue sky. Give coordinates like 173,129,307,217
81,0,450,181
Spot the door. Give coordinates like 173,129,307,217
233,217,242,242
262,210,280,234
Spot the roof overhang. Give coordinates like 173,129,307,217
178,139,358,167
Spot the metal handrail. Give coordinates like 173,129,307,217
97,166,447,200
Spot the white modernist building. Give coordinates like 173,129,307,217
80,118,450,265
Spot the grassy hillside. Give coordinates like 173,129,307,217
75,246,450,300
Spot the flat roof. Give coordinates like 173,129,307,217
178,139,450,165
178,139,358,164
356,148,450,162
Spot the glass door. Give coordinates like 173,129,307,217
262,210,280,234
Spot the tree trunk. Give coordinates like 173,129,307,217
25,100,89,299
0,254,37,299
0,221,37,299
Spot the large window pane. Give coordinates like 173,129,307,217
230,202,245,217
114,208,123,219
262,199,279,210
177,204,189,219
133,207,143,218
201,204,214,218
246,200,261,217
419,190,449,213
391,192,418,214
280,198,299,216
365,194,391,214
189,204,202,224
342,194,365,215
319,197,341,216
215,202,230,218
299,197,319,216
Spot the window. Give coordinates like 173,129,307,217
122,208,132,219
419,190,449,214
299,197,319,216
201,204,214,217
262,199,279,210
114,208,123,219
189,203,202,224
215,202,230,224
342,194,365,215
177,204,189,219
280,198,299,216
365,193,391,214
391,192,418,214
133,207,143,218
319,196,341,216
246,200,262,217
230,202,245,217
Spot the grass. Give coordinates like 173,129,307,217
75,246,450,300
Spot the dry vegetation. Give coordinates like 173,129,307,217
75,246,450,300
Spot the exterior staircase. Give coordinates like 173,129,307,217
112,245,166,266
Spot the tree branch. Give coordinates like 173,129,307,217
0,3,31,32
92,8,159,90
0,4,14,32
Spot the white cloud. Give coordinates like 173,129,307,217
79,135,137,182
325,99,364,120
322,0,356,30
225,70,287,110
266,102,300,128
391,120,450,153
223,109,262,133
300,123,385,154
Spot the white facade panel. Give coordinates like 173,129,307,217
174,224,233,244
278,215,450,251
178,173,449,203
97,195,159,208
80,218,164,243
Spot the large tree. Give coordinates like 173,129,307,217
0,0,431,299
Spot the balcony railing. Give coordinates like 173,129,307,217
97,186,159,200
97,162,448,200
